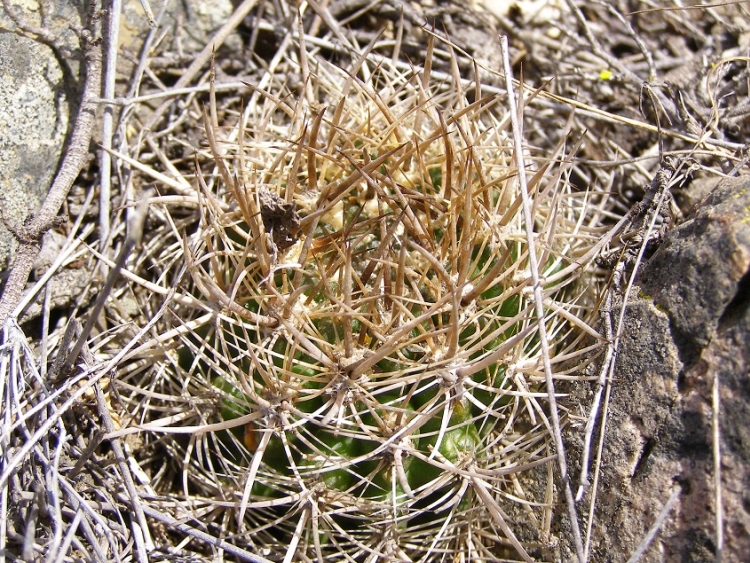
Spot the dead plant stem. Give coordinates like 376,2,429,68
99,0,122,252
0,5,102,325
577,263,619,502
625,486,682,563
139,504,275,563
713,372,724,562
94,382,154,559
499,34,586,562
61,195,150,376
585,165,679,560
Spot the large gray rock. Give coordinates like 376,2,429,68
0,1,83,272
585,176,750,562
0,0,237,316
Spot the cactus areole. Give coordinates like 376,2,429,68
176,48,601,560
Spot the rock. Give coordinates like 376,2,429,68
1,0,239,317
639,177,750,350
0,1,82,271
584,176,750,562
119,0,237,55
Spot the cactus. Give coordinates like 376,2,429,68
166,42,604,561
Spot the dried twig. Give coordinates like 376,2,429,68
500,34,585,561
582,157,691,560
578,158,680,504
98,0,122,251
94,381,154,560
139,504,275,563
138,0,156,27
624,486,682,563
0,2,103,325
713,371,724,561
59,194,151,377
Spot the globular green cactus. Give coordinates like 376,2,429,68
171,44,603,561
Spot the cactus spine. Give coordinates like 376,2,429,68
171,42,603,560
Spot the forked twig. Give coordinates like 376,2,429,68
0,2,103,325
577,159,680,503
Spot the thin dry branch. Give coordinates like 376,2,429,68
0,3,102,325
624,486,682,563
499,35,586,562
712,371,724,560
140,504,275,562
98,0,122,251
